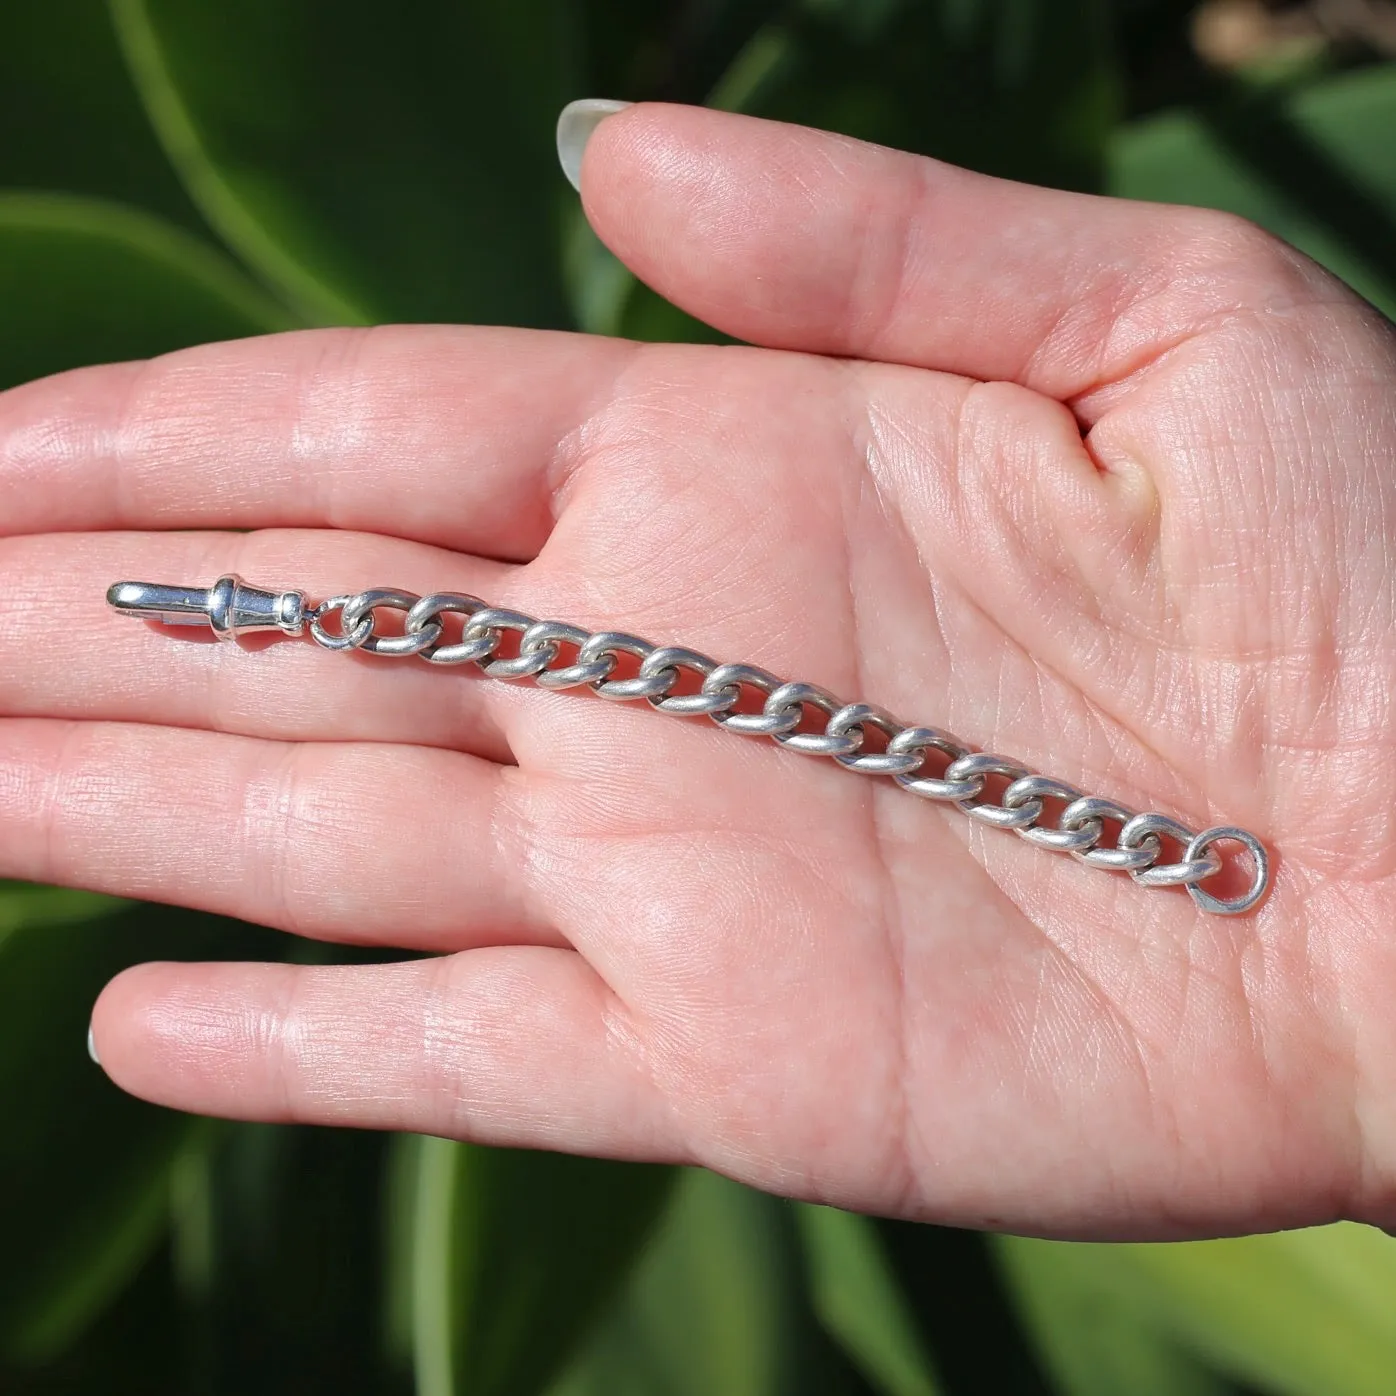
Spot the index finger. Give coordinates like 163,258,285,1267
0,324,638,559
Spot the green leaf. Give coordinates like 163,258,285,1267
1110,63,1396,318
0,192,295,392
0,892,185,1362
994,1235,1231,1396
1001,1224,1396,1396
550,1170,879,1396
574,0,786,110
547,1170,791,1396
0,0,202,231
796,1205,942,1396
111,0,579,327
0,896,296,1368
168,1121,396,1394
390,1136,676,1396
714,0,1119,190
0,883,125,947
872,1221,1056,1392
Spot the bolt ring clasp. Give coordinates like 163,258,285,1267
1184,826,1271,916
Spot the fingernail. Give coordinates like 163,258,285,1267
556,98,632,193
87,1025,101,1066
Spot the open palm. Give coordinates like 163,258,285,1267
3,105,1394,1240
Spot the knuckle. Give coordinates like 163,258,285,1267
1170,206,1322,306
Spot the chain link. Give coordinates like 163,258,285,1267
298,586,1270,915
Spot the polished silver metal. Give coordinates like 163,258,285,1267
108,575,306,639
109,577,1274,916
1183,826,1270,915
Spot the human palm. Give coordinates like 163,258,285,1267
3,105,1394,1240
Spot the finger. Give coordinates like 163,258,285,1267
0,528,518,764
0,719,557,952
90,950,682,1159
579,103,1337,407
0,324,639,558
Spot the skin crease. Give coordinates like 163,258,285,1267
1,104,1395,1240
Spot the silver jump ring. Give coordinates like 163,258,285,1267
308,596,374,652
1184,826,1271,916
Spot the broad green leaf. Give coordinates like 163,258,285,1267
391,1136,676,1396
0,0,202,231
872,1220,1057,1393
3,1237,190,1393
1002,1224,1396,1396
0,883,123,946
0,192,294,392
0,896,293,1367
112,0,579,327
574,0,785,110
994,1235,1231,1396
0,892,186,1362
712,0,1119,192
168,1121,395,1394
1110,63,1396,318
797,1205,941,1396
550,1170,876,1396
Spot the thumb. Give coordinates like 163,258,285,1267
557,99,1335,414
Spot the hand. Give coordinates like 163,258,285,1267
3,104,1393,1240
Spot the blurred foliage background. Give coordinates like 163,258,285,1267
3,0,1396,1392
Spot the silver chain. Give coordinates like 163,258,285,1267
107,574,1272,915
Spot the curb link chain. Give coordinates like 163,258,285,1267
301,586,1270,917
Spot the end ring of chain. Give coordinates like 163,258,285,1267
1184,826,1271,916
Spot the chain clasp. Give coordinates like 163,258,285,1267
106,575,306,640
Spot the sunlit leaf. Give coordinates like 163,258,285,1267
0,884,123,944
874,1220,1056,1393
0,192,294,391
112,0,579,327
389,1136,676,1396
1110,63,1396,317
797,1205,942,1396
548,1169,800,1396
1003,1224,1396,1396
994,1235,1231,1396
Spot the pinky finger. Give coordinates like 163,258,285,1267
90,947,684,1161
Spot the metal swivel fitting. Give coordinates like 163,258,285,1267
106,574,307,640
